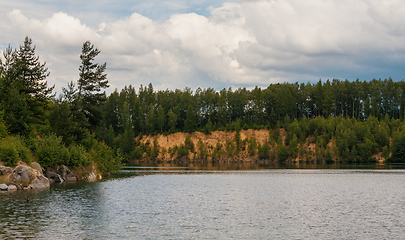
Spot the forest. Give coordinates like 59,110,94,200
2,37,405,169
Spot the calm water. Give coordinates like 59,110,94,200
1,166,405,239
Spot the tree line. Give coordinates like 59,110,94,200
98,77,405,137
0,37,119,173
2,37,405,166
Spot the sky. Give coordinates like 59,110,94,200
1,0,405,94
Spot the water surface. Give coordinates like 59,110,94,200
1,167,405,239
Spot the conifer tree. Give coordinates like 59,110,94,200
75,41,109,129
0,37,54,134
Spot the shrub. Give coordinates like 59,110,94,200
276,143,288,161
69,144,90,167
0,143,19,166
177,145,189,157
389,133,405,163
248,137,257,156
0,136,32,166
184,135,195,152
197,139,208,159
258,143,270,159
36,134,67,167
92,142,122,176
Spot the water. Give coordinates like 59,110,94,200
1,167,405,239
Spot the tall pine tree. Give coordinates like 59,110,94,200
75,41,109,130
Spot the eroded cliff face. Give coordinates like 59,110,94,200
134,128,385,163
136,129,282,162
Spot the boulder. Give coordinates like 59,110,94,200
0,166,12,175
7,184,17,191
57,165,76,182
30,162,44,175
85,171,98,182
29,175,50,189
44,171,64,184
0,183,8,191
12,165,50,190
13,166,33,187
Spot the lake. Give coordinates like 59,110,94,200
1,164,405,239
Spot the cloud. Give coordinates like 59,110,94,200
3,0,405,94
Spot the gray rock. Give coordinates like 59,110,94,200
57,165,76,182
30,162,44,174
29,175,50,189
0,183,8,191
7,185,17,191
13,166,33,187
44,171,64,184
0,166,12,175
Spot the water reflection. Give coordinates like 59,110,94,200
1,167,405,239
127,161,405,170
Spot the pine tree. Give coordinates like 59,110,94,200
75,41,109,129
0,37,54,134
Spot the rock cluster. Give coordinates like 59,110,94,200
0,163,50,191
44,165,77,184
0,163,100,191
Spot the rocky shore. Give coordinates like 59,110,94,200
0,162,102,191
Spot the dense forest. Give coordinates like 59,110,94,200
0,37,120,174
94,78,405,164
2,37,405,169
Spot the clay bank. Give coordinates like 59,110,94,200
0,162,101,191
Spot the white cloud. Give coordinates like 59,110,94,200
3,0,405,94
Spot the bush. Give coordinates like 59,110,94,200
325,149,334,164
69,144,90,167
92,142,122,176
177,145,189,157
258,143,270,159
248,137,257,156
184,135,195,152
36,134,67,167
389,133,405,163
0,143,19,166
277,143,288,161
0,136,32,166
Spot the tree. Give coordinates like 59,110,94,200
157,105,165,133
0,37,54,135
184,105,196,133
389,133,405,163
75,41,109,129
167,108,177,132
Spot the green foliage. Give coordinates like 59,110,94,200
389,133,405,163
0,111,8,139
0,136,30,166
197,139,208,159
288,134,298,158
76,41,109,129
176,145,189,158
248,137,257,156
184,105,196,133
325,149,334,164
36,134,67,167
277,143,288,162
68,144,90,167
92,142,122,176
184,135,195,152
257,143,270,159
382,146,390,160
204,118,213,134
225,139,236,158
211,142,223,160
150,138,159,159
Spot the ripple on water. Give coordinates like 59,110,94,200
1,169,405,239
